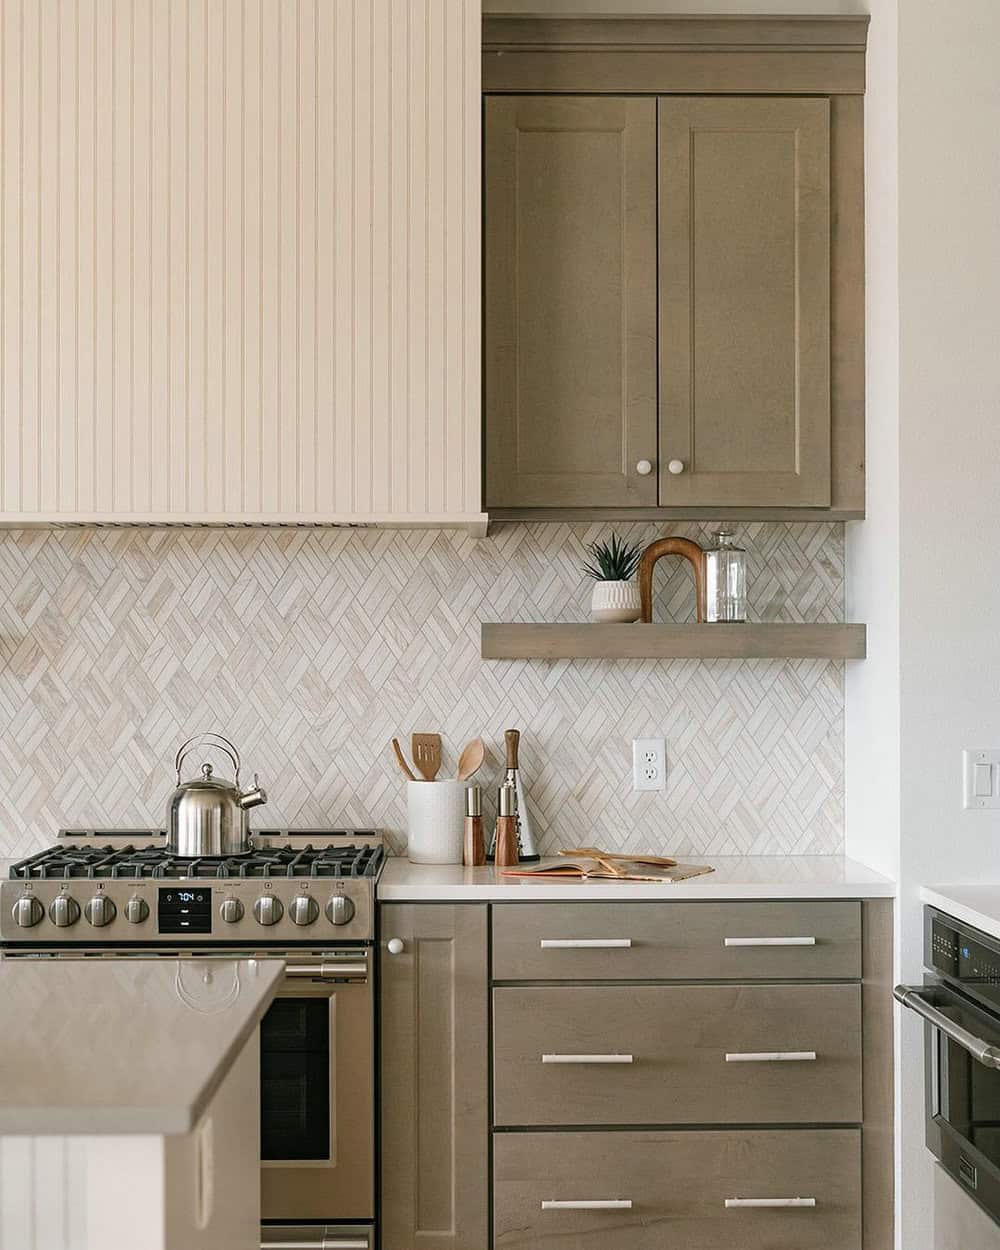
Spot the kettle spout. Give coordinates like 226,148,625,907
238,774,268,811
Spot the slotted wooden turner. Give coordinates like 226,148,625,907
411,733,442,781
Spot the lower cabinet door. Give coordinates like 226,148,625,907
494,1129,861,1250
379,904,489,1250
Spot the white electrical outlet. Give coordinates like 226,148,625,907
632,738,666,792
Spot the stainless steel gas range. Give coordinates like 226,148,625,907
1,828,385,1250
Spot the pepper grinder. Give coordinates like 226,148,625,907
463,785,485,867
493,784,520,869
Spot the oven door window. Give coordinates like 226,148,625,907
936,995,1000,1170
260,996,330,1161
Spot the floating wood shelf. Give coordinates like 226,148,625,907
481,623,867,661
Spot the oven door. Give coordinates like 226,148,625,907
897,980,1000,1219
260,950,374,1223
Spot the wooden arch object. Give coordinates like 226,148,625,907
637,538,706,624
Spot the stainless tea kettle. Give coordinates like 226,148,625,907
166,733,267,857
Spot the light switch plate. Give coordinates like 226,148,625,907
632,738,666,791
963,750,1000,810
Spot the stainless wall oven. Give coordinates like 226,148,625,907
896,906,1000,1227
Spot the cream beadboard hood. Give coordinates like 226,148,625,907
0,0,485,534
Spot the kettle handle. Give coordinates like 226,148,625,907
175,733,241,785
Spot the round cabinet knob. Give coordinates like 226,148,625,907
253,895,284,927
289,895,319,927
12,895,44,928
635,459,653,476
49,895,81,928
219,897,244,924
125,896,149,925
667,459,685,475
84,896,116,928
325,896,356,927
386,937,404,955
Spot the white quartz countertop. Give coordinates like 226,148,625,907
921,884,1000,941
0,957,283,1135
378,855,895,901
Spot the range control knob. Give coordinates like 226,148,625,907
84,896,117,928
253,895,284,927
219,897,245,924
49,895,81,928
125,896,149,925
12,895,44,928
289,895,319,927
325,895,356,926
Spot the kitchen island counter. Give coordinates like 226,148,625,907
379,854,895,901
0,956,283,1135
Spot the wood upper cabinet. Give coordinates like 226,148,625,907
658,97,831,508
482,15,867,518
484,97,658,508
379,904,488,1250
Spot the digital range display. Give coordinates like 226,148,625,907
158,887,212,935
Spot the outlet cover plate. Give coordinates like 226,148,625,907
963,750,1000,810
632,738,666,792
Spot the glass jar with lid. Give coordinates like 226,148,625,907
704,529,747,623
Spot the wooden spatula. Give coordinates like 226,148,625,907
411,733,442,781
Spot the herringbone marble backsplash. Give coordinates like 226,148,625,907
0,523,844,860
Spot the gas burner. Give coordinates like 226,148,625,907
10,843,386,881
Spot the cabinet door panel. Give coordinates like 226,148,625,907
659,97,831,507
485,96,657,507
379,904,488,1250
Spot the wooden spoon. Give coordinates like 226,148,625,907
456,738,486,781
411,733,442,781
390,738,416,781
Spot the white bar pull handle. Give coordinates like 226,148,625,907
540,938,632,949
725,1051,817,1063
724,937,816,947
261,1240,370,1249
542,1053,634,1064
725,1197,816,1209
542,1200,633,1211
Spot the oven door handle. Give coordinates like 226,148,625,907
894,984,1000,1069
284,962,368,980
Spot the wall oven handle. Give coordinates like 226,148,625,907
284,962,368,979
260,1239,369,1249
894,984,1000,1069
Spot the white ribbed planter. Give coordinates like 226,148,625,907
590,580,642,623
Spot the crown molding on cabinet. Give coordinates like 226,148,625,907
483,13,869,95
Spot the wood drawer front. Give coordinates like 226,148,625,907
494,1129,861,1250
491,900,861,981
493,983,861,1127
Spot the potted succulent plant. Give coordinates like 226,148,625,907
583,532,644,622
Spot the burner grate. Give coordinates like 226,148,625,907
10,842,386,881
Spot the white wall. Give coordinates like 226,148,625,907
848,2,1000,1247
898,4,1000,1247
